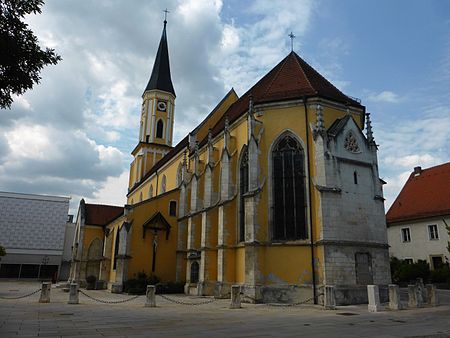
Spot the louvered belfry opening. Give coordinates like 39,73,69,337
272,135,307,240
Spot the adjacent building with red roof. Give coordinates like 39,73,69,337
386,162,450,269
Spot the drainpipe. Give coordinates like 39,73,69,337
303,96,317,304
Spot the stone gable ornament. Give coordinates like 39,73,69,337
344,131,360,153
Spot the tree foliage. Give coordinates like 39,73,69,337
0,245,5,257
0,0,61,109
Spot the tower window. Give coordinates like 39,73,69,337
353,171,358,184
272,134,307,240
156,119,164,138
239,146,249,242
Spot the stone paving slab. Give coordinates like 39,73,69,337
1,281,450,337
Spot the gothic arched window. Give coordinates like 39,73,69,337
190,261,199,283
156,119,164,139
272,134,307,240
239,146,249,242
113,229,120,270
161,175,166,194
149,185,153,198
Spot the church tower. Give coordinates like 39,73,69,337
130,17,176,188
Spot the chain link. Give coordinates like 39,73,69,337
0,288,42,300
158,294,217,305
241,292,324,307
78,290,141,304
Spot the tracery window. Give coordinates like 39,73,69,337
272,135,307,240
239,147,249,242
156,119,164,139
344,131,360,153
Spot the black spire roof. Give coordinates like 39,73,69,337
144,20,175,96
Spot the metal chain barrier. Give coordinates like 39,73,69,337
0,288,42,300
78,289,141,304
158,294,217,306
241,292,324,307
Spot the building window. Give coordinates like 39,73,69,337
428,224,439,240
353,171,358,184
272,134,307,240
404,258,413,264
161,175,166,193
169,201,177,217
149,185,153,198
190,261,199,283
156,119,164,138
401,228,411,242
239,146,249,243
139,192,143,202
431,256,443,270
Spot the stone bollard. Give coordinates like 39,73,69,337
68,283,79,304
39,282,51,303
230,285,241,309
145,285,156,307
367,285,381,312
426,284,438,306
324,285,336,310
388,284,401,310
408,284,423,308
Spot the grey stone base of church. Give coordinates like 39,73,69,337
214,282,232,298
334,285,388,305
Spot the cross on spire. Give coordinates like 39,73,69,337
163,8,170,23
288,31,295,52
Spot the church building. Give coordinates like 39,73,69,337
71,18,391,304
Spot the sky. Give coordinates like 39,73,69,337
1,0,449,216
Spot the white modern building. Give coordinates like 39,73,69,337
387,163,450,269
0,191,70,279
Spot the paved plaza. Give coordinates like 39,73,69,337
0,281,449,337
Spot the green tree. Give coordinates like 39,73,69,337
0,0,61,109
0,245,5,257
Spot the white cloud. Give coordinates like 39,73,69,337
368,91,401,103
87,170,129,207
384,154,443,169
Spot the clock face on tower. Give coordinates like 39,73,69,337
157,100,167,112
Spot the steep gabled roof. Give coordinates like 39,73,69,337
386,162,450,223
199,51,363,148
84,203,124,226
144,21,175,96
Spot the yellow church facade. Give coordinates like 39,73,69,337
72,19,391,304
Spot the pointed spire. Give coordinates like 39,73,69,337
316,104,324,132
366,112,374,144
144,17,175,96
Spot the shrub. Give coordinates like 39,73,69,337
390,257,430,285
156,281,184,294
124,272,160,295
431,266,450,283
86,275,97,284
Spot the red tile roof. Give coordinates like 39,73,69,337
84,203,123,226
199,51,363,148
386,162,450,223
